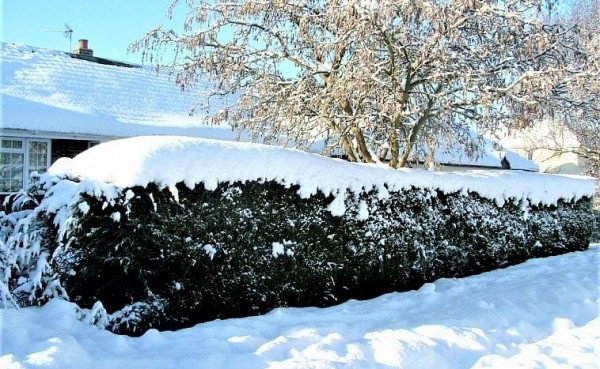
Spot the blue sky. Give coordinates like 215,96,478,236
1,0,181,64
1,1,574,67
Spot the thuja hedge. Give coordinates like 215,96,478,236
47,180,593,335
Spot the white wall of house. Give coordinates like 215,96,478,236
507,146,582,175
498,120,589,176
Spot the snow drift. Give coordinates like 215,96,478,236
1,245,598,369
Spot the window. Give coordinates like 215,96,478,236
28,141,49,177
0,143,24,193
0,138,50,193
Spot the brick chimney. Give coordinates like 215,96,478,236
72,39,94,58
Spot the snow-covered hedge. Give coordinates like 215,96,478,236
0,136,595,335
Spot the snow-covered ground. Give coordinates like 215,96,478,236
2,244,598,369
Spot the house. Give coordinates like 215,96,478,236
1,40,243,195
407,134,538,172
1,40,537,196
496,120,597,176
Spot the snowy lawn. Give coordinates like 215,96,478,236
1,244,598,369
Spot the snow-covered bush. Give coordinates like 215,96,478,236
0,136,595,335
0,179,65,308
6,179,594,335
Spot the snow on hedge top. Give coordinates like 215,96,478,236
48,136,594,206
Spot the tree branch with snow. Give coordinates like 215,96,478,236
130,0,596,168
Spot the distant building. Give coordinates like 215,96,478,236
497,121,594,176
406,134,538,172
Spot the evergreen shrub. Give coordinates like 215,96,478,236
41,179,594,335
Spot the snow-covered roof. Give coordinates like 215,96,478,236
1,41,536,171
1,42,241,140
49,136,594,207
428,135,539,171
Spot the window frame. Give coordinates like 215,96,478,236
0,138,51,194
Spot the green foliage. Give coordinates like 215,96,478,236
42,181,595,335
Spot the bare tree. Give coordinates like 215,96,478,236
549,0,599,210
551,0,599,178
131,0,593,168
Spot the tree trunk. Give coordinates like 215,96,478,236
353,126,375,163
328,120,358,162
340,135,358,162
339,97,374,163
397,85,442,167
388,111,402,168
398,104,436,168
398,129,418,168
389,129,400,168
338,129,359,162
